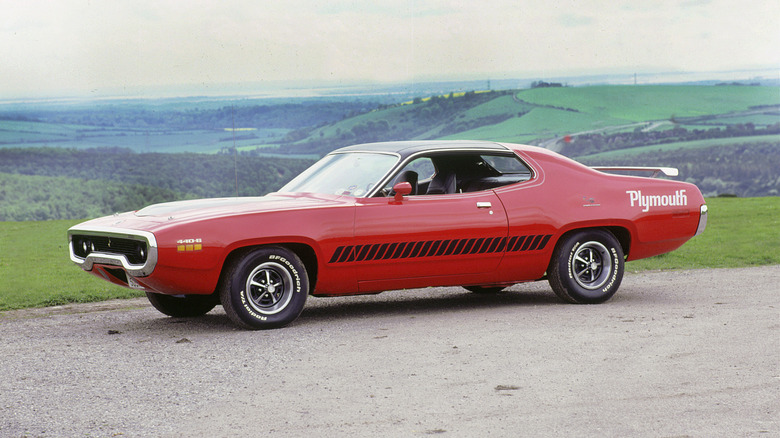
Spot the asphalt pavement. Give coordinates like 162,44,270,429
1,266,778,437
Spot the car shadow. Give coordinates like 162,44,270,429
296,286,562,325
114,312,239,334
116,285,592,333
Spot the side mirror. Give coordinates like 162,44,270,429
393,182,412,202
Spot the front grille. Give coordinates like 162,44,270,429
71,234,148,265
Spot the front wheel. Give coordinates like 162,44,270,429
548,229,624,304
220,246,309,330
146,292,218,317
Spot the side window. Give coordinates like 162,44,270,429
382,157,435,195
405,157,436,180
482,154,532,174
379,152,532,197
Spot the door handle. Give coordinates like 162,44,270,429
476,202,492,209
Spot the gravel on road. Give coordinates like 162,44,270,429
1,266,778,437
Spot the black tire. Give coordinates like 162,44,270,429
146,292,218,317
219,246,309,330
464,285,506,294
548,229,624,304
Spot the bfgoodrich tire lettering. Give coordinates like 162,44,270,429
548,229,624,304
220,246,308,329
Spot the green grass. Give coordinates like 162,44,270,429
442,107,628,142
0,220,143,311
459,95,534,119
626,197,780,271
1,197,777,311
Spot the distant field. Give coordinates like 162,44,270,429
516,85,779,121
1,197,776,311
0,120,290,153
286,85,778,156
442,106,628,142
2,85,777,157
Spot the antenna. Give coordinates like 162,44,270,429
232,104,238,197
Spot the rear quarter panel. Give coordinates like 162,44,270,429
494,148,704,281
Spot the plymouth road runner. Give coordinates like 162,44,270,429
68,141,707,329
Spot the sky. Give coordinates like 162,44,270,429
1,0,778,98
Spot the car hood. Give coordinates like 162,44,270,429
72,193,354,235
134,193,351,220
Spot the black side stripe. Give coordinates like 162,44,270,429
328,234,553,264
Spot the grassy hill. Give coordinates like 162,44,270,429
1,84,778,217
277,85,778,155
273,85,778,198
4,85,777,157
442,106,627,143
515,85,776,120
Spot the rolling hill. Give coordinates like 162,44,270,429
1,83,778,220
273,85,778,156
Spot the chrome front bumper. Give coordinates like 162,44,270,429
68,225,158,277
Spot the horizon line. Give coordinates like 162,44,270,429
2,67,777,105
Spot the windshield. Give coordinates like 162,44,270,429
278,152,399,197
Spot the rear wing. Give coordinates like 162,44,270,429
591,166,678,178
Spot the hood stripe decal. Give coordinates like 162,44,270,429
328,234,552,264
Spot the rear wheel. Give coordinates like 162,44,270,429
146,292,218,317
220,246,309,330
548,229,624,304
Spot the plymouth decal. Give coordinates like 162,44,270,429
626,189,687,212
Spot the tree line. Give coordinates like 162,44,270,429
0,172,181,221
0,147,313,221
2,101,378,131
561,122,780,157
578,142,780,197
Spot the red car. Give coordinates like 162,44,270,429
68,141,707,329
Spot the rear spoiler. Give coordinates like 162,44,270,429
591,166,678,178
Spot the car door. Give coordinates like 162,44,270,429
345,190,508,285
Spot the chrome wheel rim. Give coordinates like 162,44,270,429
245,262,294,315
571,241,612,290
